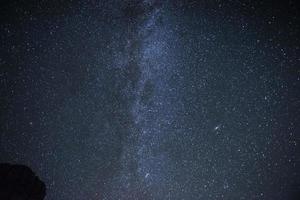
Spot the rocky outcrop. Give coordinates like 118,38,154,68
0,163,46,200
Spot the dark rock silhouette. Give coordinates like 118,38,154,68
0,163,46,200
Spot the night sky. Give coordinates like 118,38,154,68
1,0,300,199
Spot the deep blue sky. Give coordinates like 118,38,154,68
0,0,299,199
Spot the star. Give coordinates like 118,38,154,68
214,124,221,131
145,173,150,178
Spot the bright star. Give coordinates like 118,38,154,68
145,173,150,178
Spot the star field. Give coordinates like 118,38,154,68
0,0,299,199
